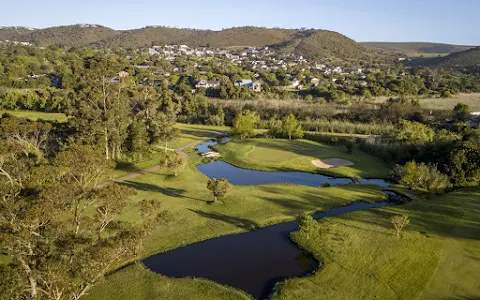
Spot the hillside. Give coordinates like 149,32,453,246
0,24,117,48
362,42,475,56
295,30,373,60
0,26,37,41
27,25,117,48
0,25,376,60
94,26,204,49
416,46,480,70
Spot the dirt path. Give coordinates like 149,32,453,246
97,130,226,188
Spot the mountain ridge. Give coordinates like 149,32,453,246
361,41,476,56
0,24,378,60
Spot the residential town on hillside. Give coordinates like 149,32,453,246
0,39,404,96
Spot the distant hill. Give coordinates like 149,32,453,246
361,42,475,56
0,26,37,41
414,46,480,71
0,25,117,48
0,25,378,60
93,26,373,60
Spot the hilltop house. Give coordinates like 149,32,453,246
117,71,130,78
290,79,300,88
235,79,262,92
307,77,320,86
195,80,220,89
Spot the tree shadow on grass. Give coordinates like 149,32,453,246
188,209,259,230
255,185,480,242
255,184,386,216
119,181,206,202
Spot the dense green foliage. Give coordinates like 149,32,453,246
232,110,259,139
392,161,451,193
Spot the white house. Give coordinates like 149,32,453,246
195,80,220,89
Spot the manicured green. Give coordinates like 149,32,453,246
271,187,480,300
0,110,68,122
216,138,389,178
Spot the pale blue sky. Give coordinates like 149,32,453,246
1,0,479,45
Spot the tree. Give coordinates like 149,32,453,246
282,113,304,140
54,145,115,236
296,213,317,239
0,144,155,300
399,161,418,189
391,215,410,237
453,103,470,121
207,178,232,202
124,118,150,159
0,116,52,164
160,154,187,176
394,120,435,144
149,112,179,152
397,161,451,193
232,110,259,139
70,56,131,160
206,106,225,126
447,141,480,185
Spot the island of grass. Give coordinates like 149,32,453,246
215,138,389,178
271,187,480,300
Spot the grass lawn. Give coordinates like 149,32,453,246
0,110,68,122
215,138,389,178
271,187,480,300
83,263,252,300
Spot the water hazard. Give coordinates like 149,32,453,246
143,138,399,299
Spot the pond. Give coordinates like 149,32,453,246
143,138,399,299
143,200,393,300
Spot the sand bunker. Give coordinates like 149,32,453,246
311,158,354,169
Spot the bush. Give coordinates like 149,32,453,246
296,213,317,232
395,161,451,193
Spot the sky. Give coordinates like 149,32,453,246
1,0,479,45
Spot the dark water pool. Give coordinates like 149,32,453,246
143,138,396,299
197,160,356,187
143,201,392,299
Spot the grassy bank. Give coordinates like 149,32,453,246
271,187,480,300
215,138,389,178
